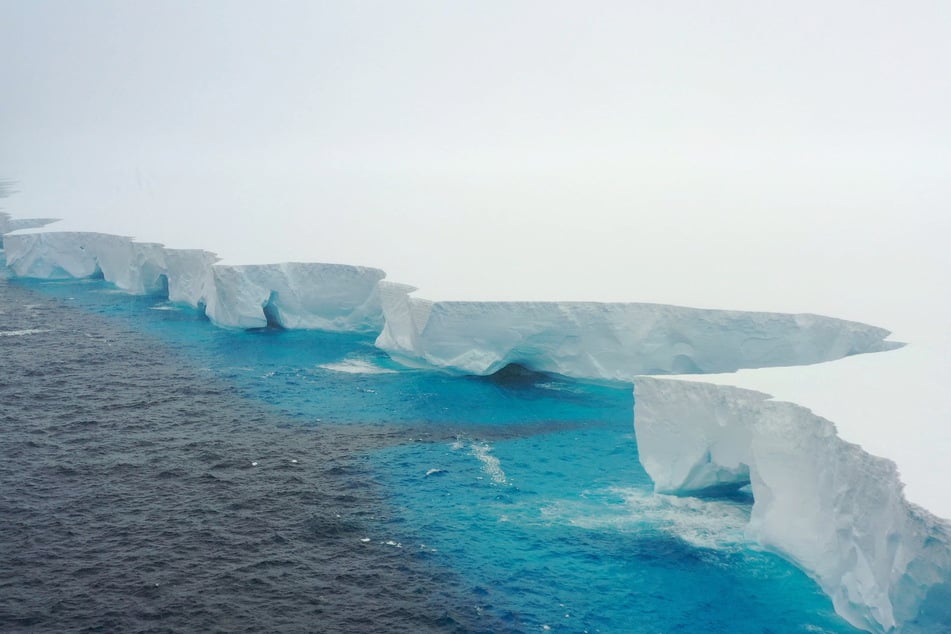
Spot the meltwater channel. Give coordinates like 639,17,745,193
0,275,861,633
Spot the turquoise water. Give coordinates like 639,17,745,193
12,278,858,633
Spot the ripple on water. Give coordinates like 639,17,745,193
0,279,499,633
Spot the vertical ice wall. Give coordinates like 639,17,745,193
3,231,111,279
375,281,901,378
1,231,385,331
163,248,219,307
634,377,951,634
203,263,385,331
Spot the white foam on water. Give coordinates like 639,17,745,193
471,442,508,485
318,358,397,375
535,381,583,394
544,487,752,551
0,328,48,337
149,304,181,311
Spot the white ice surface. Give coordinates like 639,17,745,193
162,248,219,308
375,281,900,379
205,262,384,330
4,231,108,279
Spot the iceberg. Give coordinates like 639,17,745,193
375,283,950,631
96,240,170,296
0,212,59,239
203,263,385,331
3,231,117,280
4,231,184,295
375,281,900,379
634,377,951,634
3,220,946,632
2,231,385,331
162,248,220,308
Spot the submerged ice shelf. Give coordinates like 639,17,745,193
2,222,948,633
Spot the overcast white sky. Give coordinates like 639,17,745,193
2,2,949,511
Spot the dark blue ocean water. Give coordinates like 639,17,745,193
0,275,860,633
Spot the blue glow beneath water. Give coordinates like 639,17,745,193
16,279,859,633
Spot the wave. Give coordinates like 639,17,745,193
0,328,48,337
470,442,508,485
543,487,752,552
318,358,397,375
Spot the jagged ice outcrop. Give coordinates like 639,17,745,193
634,377,951,633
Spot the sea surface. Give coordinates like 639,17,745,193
0,274,861,633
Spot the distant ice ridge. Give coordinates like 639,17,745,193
0,212,59,238
634,377,951,634
375,281,900,379
2,231,385,332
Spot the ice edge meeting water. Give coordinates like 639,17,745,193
2,217,949,633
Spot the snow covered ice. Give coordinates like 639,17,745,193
375,281,900,379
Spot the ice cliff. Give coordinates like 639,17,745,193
634,377,951,634
375,281,900,379
203,263,384,331
2,231,385,332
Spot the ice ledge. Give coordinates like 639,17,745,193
634,376,951,633
375,281,901,380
